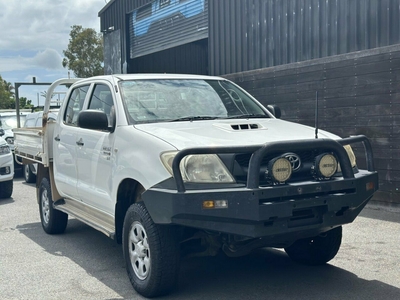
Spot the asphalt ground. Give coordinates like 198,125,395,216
1,176,399,300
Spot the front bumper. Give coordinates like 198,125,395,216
0,152,14,182
143,135,378,239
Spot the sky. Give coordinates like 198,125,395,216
0,0,108,106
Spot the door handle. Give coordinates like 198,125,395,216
76,138,84,146
54,135,60,142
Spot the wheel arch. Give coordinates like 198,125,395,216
36,164,62,204
115,178,145,244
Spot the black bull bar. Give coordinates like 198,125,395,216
171,135,375,192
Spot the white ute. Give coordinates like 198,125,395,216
13,74,378,297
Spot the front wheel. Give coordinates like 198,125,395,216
123,202,180,298
284,226,342,265
39,177,68,234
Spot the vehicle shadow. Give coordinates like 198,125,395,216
0,197,15,205
362,206,400,224
17,220,400,300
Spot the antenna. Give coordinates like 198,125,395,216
315,91,319,139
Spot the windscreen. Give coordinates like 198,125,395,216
119,79,269,124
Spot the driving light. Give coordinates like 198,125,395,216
267,157,292,183
313,153,338,179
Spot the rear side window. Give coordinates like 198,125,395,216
64,85,89,126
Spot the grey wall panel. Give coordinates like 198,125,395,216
209,0,400,76
104,29,122,75
223,44,400,206
130,39,208,74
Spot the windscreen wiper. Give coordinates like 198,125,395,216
168,116,219,122
225,114,270,119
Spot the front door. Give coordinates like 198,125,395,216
76,83,116,215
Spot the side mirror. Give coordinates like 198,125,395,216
0,129,4,136
77,110,109,131
267,105,281,119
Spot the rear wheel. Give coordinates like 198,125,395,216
123,202,180,298
0,180,13,199
39,177,68,234
24,164,36,183
284,226,342,265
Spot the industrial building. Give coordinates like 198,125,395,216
99,0,400,207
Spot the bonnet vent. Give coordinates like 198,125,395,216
231,124,259,130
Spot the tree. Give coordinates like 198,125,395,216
0,75,14,109
2,79,15,97
19,97,33,109
62,25,104,78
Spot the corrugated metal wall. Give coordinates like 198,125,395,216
209,0,400,76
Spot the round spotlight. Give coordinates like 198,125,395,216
314,153,338,179
268,157,292,183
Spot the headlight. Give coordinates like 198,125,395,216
0,144,11,155
5,137,14,145
161,152,235,183
337,145,357,172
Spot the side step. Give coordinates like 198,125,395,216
54,199,115,239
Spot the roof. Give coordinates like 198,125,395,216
74,73,226,84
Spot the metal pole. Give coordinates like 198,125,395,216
15,83,21,128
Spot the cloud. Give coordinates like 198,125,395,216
0,0,106,101
0,49,63,72
32,49,63,70
0,0,105,53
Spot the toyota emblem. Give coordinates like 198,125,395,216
284,153,301,171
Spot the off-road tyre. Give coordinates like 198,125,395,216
0,179,13,199
123,202,180,298
284,226,342,265
39,177,68,234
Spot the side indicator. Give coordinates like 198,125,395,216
366,182,375,191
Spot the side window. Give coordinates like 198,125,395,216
88,84,114,126
64,85,89,126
